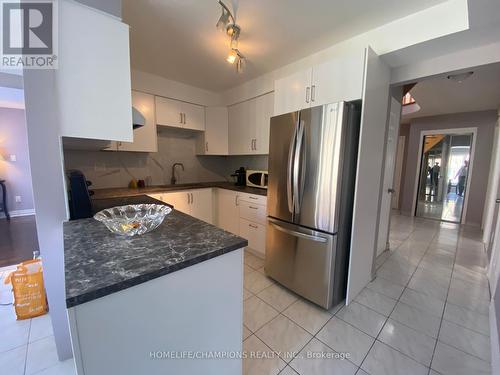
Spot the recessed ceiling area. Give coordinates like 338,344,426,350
401,62,500,123
123,0,448,92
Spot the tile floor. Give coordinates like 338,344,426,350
1,213,492,375
0,265,75,375
243,213,492,375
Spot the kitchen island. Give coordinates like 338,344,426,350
64,195,247,375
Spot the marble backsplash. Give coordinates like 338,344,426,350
63,129,268,189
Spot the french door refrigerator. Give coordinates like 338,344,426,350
265,101,361,309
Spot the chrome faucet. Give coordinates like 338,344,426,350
171,163,184,185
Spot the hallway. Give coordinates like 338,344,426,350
243,213,491,375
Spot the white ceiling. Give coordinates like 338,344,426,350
401,62,500,123
123,0,448,92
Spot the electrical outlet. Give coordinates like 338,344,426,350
15,195,21,203
9,154,16,162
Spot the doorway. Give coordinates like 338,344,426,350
415,131,474,223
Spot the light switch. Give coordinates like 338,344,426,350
9,154,16,162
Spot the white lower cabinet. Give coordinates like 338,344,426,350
148,189,213,224
239,218,266,258
151,188,266,256
215,189,240,235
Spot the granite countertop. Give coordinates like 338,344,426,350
91,181,267,200
64,195,247,308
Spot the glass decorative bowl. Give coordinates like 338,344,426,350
94,204,172,236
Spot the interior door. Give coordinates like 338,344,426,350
392,136,406,209
347,47,392,304
376,96,402,257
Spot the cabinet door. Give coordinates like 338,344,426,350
216,189,240,235
58,0,132,142
254,93,274,154
202,106,228,155
239,218,266,257
228,101,254,155
118,91,158,152
273,68,312,116
155,96,183,128
182,102,205,131
162,191,191,214
311,52,364,107
190,189,213,224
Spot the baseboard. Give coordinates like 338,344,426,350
0,209,35,218
490,301,500,375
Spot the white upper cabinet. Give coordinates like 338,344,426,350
228,100,253,155
311,53,365,107
181,102,205,131
197,106,229,155
274,68,312,116
254,92,274,154
155,96,205,131
113,91,158,152
155,96,184,128
228,92,274,155
274,52,365,115
57,0,132,142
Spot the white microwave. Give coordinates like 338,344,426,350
246,170,268,189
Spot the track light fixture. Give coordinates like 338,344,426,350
216,0,245,73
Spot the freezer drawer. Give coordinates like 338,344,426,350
265,218,338,309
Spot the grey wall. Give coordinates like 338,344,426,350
64,129,269,189
0,108,35,214
75,0,121,17
400,110,496,226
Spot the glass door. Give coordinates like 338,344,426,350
415,133,473,223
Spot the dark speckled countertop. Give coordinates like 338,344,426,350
64,195,247,308
91,181,267,200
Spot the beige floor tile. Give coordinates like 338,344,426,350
282,299,332,335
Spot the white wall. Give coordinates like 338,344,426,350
23,69,73,360
483,109,500,242
131,70,222,107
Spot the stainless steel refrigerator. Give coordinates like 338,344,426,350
265,101,361,309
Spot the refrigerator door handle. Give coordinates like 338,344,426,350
293,121,305,213
269,219,328,243
287,119,299,214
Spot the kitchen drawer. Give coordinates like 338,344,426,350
239,218,266,257
239,201,266,225
238,193,267,206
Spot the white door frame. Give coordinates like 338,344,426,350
411,127,478,224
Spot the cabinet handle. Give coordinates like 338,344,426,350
205,142,208,152
190,193,194,204
249,224,258,229
254,139,257,151
179,112,183,124
248,196,258,200
183,113,187,124
249,206,259,210
311,85,316,102
305,87,310,103
187,193,190,205
235,195,239,206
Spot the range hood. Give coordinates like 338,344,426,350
132,107,145,129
